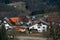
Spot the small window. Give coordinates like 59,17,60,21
38,27,40,28
43,27,45,28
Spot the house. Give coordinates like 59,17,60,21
9,15,31,26
3,17,13,30
29,23,47,33
3,18,26,32
14,26,26,32
9,17,22,25
4,20,13,30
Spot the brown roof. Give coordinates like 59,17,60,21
47,16,60,22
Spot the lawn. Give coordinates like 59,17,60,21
14,30,49,38
8,38,19,40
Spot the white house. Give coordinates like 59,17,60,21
4,21,13,30
29,23,47,32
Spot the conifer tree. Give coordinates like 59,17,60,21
0,21,8,40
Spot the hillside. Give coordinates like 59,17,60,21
7,0,60,13
0,4,21,18
0,0,60,12
0,0,60,18
0,3,30,18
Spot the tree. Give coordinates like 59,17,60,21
25,0,60,13
0,0,12,4
0,21,8,40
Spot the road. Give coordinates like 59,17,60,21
16,36,52,40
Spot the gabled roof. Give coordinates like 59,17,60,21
10,17,21,23
39,19,50,25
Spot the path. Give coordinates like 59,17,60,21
16,36,52,40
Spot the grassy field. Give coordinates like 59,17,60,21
8,37,19,40
14,30,49,38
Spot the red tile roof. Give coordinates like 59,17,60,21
10,17,21,23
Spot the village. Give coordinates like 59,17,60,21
2,14,48,32
3,14,60,32
0,0,60,40
0,10,60,40
0,14,60,40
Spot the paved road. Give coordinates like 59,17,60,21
16,36,52,40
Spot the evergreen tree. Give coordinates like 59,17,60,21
0,21,8,40
0,0,11,4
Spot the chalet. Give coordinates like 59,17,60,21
29,22,48,33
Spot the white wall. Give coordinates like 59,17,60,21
29,23,47,32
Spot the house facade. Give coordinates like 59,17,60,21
29,23,47,33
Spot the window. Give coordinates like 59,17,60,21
43,27,45,28
38,26,40,28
